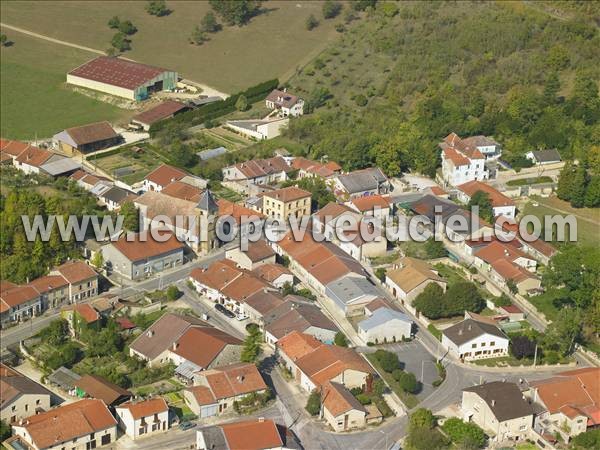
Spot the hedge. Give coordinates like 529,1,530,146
149,78,279,136
87,147,125,160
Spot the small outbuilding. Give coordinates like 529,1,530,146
53,121,121,155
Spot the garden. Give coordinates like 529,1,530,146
365,350,420,409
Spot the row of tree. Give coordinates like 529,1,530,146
413,281,485,320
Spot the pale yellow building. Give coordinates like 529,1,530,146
262,186,311,220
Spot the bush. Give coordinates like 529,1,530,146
166,285,181,301
355,393,372,405
355,94,367,106
306,14,319,30
511,335,537,359
375,267,387,282
374,350,401,373
334,331,349,347
571,429,600,449
322,0,342,19
306,390,321,416
442,417,486,448
398,371,419,394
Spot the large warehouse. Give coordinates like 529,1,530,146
67,56,178,101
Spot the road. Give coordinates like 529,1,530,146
0,250,227,348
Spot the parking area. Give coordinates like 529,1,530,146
384,340,440,400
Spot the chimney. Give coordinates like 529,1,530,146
467,324,472,331
258,417,264,422
237,375,245,383
504,249,509,256
147,330,154,338
172,342,179,351
458,329,463,336
491,399,496,407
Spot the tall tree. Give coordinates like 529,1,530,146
120,201,139,232
468,191,494,223
209,0,262,26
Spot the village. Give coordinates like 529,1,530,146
1,11,599,450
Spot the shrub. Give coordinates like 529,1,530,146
305,390,321,415
355,94,367,106
375,267,387,282
334,331,349,347
306,14,319,30
442,417,486,448
374,350,401,373
571,429,600,449
511,335,536,359
355,393,372,405
166,285,181,301
323,0,342,19
398,371,419,394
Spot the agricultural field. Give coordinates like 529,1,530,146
0,29,126,140
0,1,341,93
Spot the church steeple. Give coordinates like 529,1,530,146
197,189,218,214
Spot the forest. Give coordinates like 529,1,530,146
283,1,600,179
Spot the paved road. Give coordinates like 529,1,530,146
0,251,227,348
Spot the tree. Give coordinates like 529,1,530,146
209,0,262,26
241,325,262,362
354,94,367,106
118,20,137,35
200,11,220,33
584,176,600,207
375,267,386,282
442,417,486,448
398,371,419,394
571,429,600,449
544,308,582,356
190,26,207,45
108,16,120,29
413,283,445,319
293,176,335,210
111,32,131,52
171,141,195,167
120,201,139,232
424,239,446,258
0,34,7,46
353,0,377,11
410,408,436,430
146,0,169,17
543,72,560,105
405,426,449,450
374,350,401,372
557,161,576,202
0,420,10,442
322,1,342,19
306,14,319,30
91,251,104,269
334,331,348,347
235,94,249,111
570,166,588,208
511,335,536,359
305,389,321,415
166,285,180,301
444,282,485,316
468,190,494,223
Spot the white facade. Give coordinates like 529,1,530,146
442,155,488,187
116,405,169,440
442,332,509,361
357,315,413,344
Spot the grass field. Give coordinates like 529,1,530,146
0,30,126,140
1,1,341,93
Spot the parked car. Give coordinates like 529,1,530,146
214,303,236,319
179,421,196,431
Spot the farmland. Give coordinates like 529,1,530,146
0,29,126,140
0,1,341,93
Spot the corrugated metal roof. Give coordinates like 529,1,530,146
358,307,412,331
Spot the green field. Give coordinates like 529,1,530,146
0,1,340,93
0,30,126,140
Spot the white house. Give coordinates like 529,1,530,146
440,132,489,186
460,135,502,160
456,180,516,219
115,398,170,440
265,89,304,117
442,318,509,361
357,307,413,344
226,118,289,140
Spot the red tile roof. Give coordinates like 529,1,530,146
54,260,97,284
172,327,242,368
218,199,265,223
0,139,30,157
27,275,69,294
17,399,117,449
253,263,292,283
117,397,168,419
63,304,100,323
322,381,366,417
144,164,188,188
161,180,203,202
457,180,515,208
64,121,118,146
132,101,187,126
190,259,244,290
69,56,170,90
74,375,131,405
350,194,390,212
15,145,53,168
111,231,185,262
443,147,470,167
200,362,267,400
227,156,291,179
263,186,311,203
276,331,322,361
187,385,216,406
0,285,40,311
220,419,283,450
243,240,276,263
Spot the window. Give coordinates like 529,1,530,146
471,343,477,348
490,341,495,347
519,425,527,431
36,399,41,405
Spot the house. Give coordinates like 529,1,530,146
498,305,525,322
115,397,169,439
0,285,42,326
335,220,389,261
184,362,267,417
11,399,117,450
357,307,413,344
160,180,203,202
363,297,397,316
456,180,516,218
347,195,391,218
129,313,208,367
243,290,286,324
70,170,111,191
253,263,294,289
325,276,380,317
96,185,137,211
74,374,132,406
135,189,218,254
265,89,304,117
130,100,189,131
276,231,367,295
0,363,53,424
53,121,121,155
385,257,447,305
226,118,289,140
50,260,99,303
312,202,361,241
440,132,489,186
291,157,340,179
462,381,534,443
67,56,178,101
276,331,373,392
525,149,562,165
226,240,276,270
441,318,509,361
333,168,388,200
222,156,292,185
101,231,185,281
264,296,338,346
528,368,600,441
143,164,188,192
321,381,367,432
61,304,101,333
262,186,312,219
460,135,502,160
196,419,298,450
473,241,540,295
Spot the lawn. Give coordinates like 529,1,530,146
506,176,553,186
526,287,568,322
520,197,599,247
1,1,341,93
0,30,126,139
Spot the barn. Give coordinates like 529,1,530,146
67,56,178,101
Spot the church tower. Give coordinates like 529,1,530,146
197,189,219,254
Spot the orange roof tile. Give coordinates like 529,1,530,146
172,327,242,368
296,345,373,387
117,397,168,419
253,263,292,283
263,186,311,203
200,362,267,400
457,180,514,208
350,195,390,212
187,385,216,406
190,260,244,291
54,260,97,284
276,331,323,361
63,303,100,323
111,231,185,263
322,381,366,417
145,164,188,188
220,419,283,450
161,180,203,202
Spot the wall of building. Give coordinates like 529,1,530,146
67,74,135,99
443,333,508,361
323,407,366,432
1,393,51,424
